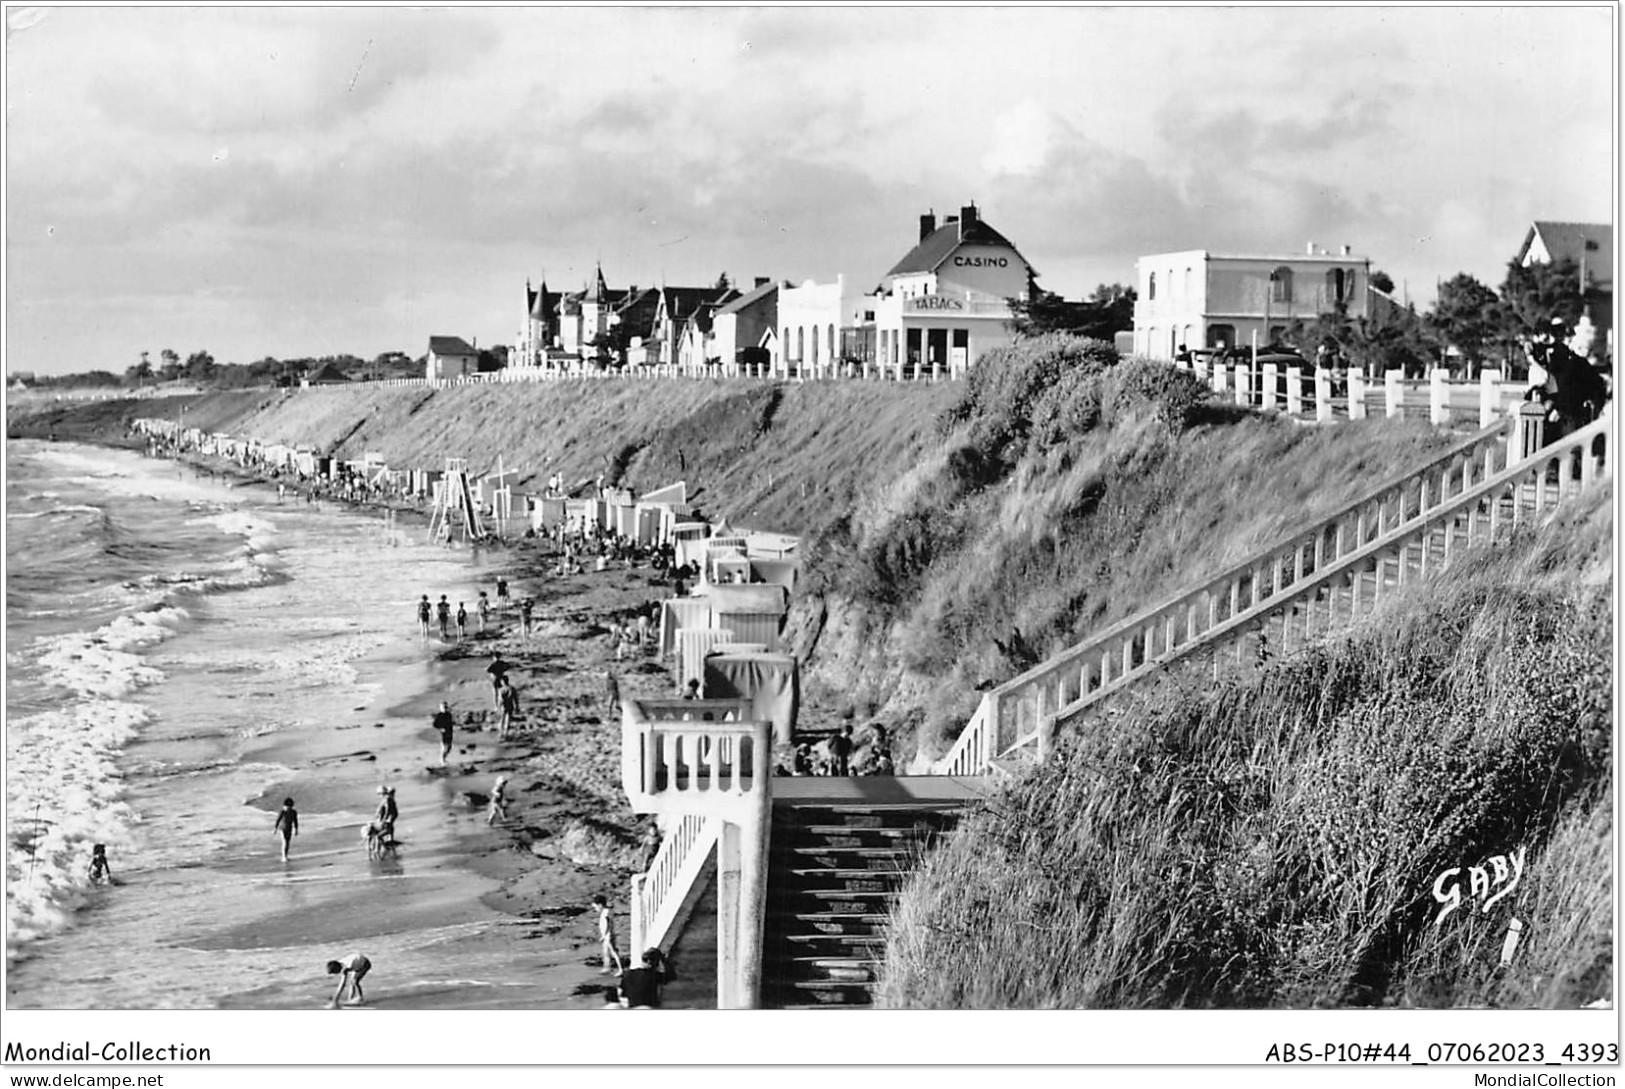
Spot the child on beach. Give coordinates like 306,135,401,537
416,595,432,640
496,577,510,614
432,702,456,766
605,670,620,717
88,844,113,884
326,953,371,1007
436,595,451,640
487,776,509,826
274,798,299,861
592,895,624,975
519,597,534,640
477,592,491,633
455,601,468,643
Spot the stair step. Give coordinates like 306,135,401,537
781,933,887,946
796,825,953,839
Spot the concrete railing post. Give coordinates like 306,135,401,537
1480,369,1503,428
1211,363,1227,394
1232,366,1247,406
1315,369,1333,422
1261,363,1278,411
1385,370,1404,418
1430,368,1449,426
1285,366,1303,415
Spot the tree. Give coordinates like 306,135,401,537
184,350,217,382
1426,273,1500,377
1007,283,1136,340
1370,269,1396,295
159,349,182,381
1500,256,1585,339
124,353,154,387
1341,301,1437,379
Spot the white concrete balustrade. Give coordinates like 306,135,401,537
630,813,717,958
935,410,1612,777
619,698,774,1008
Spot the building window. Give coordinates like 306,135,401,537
1270,267,1294,304
828,324,836,360
1184,267,1192,298
795,327,803,362
1148,272,1157,301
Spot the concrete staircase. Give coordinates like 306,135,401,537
762,801,961,1008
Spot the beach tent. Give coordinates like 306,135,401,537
611,501,640,539
672,522,712,570
708,584,789,650
702,651,799,747
659,596,713,656
749,557,801,592
564,498,599,533
536,497,567,530
676,628,736,694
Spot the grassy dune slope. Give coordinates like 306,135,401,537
879,483,1613,1009
6,382,955,544
793,341,1463,754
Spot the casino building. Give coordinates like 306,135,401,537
776,203,1033,379
871,203,1032,378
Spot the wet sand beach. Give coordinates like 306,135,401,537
8,446,701,1010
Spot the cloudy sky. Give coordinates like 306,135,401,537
5,5,1614,374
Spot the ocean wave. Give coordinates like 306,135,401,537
9,503,107,521
31,606,187,699
5,699,148,953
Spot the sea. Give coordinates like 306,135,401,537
4,440,543,1009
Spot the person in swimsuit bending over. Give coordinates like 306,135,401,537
326,953,371,1007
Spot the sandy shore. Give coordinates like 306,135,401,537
163,450,690,1009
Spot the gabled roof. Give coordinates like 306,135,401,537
886,215,1027,278
657,285,734,325
717,279,780,314
306,361,351,384
615,287,662,337
1520,221,1613,289
429,335,477,357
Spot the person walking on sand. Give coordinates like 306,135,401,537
326,953,371,1007
486,654,510,710
432,702,456,766
455,601,468,644
477,591,491,634
487,776,509,826
496,577,510,615
605,670,620,718
591,895,624,974
375,786,398,848
436,595,451,640
416,595,432,640
274,798,299,861
519,597,535,641
497,677,521,739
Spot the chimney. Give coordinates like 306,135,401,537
754,276,769,288
1340,244,1352,256
1306,241,1316,255
919,209,937,242
960,203,978,233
